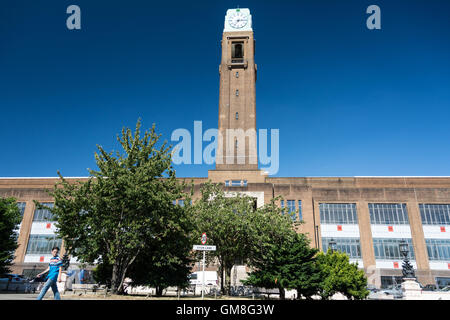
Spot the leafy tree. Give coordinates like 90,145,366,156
127,199,195,296
284,233,322,299
46,119,190,294
244,231,321,300
316,249,369,300
191,186,300,296
92,261,112,288
0,197,22,275
190,182,259,295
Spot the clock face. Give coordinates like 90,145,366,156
228,11,249,29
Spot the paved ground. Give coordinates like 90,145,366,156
0,292,256,300
0,293,39,300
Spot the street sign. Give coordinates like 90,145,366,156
193,245,216,251
193,240,216,300
201,233,207,244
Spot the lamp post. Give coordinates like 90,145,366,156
399,240,415,279
329,239,337,253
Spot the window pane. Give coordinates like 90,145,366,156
26,235,62,254
320,203,357,224
369,203,409,225
426,239,450,261
373,238,415,260
420,204,450,225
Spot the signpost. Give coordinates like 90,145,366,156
201,232,207,245
193,233,216,299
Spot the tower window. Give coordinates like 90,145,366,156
236,71,239,78
235,112,239,120
232,42,244,59
235,89,239,96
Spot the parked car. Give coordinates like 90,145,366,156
0,273,26,282
439,286,450,292
0,273,27,284
423,284,437,291
380,284,403,299
367,284,379,293
0,274,28,291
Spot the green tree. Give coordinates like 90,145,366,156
243,197,298,299
190,182,259,295
0,197,22,275
316,249,369,300
92,261,112,288
284,233,321,299
127,199,195,296
244,231,321,300
46,119,190,294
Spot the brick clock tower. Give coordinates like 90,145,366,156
209,8,267,184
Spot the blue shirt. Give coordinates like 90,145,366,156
46,255,63,281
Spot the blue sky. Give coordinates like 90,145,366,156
0,0,449,178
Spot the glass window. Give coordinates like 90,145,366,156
419,204,450,225
381,276,404,289
319,203,358,224
232,42,244,59
369,203,409,225
23,268,46,279
32,203,55,222
26,234,62,255
425,239,450,261
17,202,26,218
231,180,241,186
436,277,450,289
298,200,302,221
322,237,362,258
373,238,415,260
287,200,296,221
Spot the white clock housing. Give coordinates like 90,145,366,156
224,8,252,32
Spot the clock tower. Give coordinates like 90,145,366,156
209,8,267,183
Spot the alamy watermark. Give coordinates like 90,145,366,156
65,4,381,31
171,121,279,175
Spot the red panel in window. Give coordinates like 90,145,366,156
440,226,446,233
393,262,399,269
39,256,44,262
46,223,51,229
448,263,450,270
337,225,342,231
388,226,394,232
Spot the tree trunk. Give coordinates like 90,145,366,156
279,287,285,300
219,264,225,295
117,262,130,295
111,264,119,294
156,286,163,297
109,251,140,295
225,266,232,296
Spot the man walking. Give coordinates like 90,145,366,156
35,246,63,300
